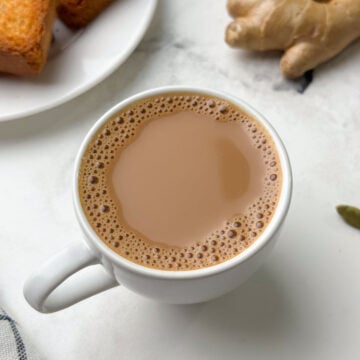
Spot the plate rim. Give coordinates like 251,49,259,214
0,0,158,122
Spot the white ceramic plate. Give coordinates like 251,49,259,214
0,0,157,121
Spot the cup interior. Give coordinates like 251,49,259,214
73,86,292,279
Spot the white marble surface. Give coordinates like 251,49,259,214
1,1,360,359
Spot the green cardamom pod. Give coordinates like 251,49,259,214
336,205,360,229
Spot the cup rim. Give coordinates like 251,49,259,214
73,85,292,280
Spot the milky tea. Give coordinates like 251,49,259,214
78,93,282,271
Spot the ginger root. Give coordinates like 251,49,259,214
225,0,360,78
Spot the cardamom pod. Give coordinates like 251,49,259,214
336,205,360,229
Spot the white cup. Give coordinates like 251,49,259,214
24,86,292,313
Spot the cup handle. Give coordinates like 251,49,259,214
23,242,118,313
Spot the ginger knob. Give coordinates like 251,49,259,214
225,0,360,78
